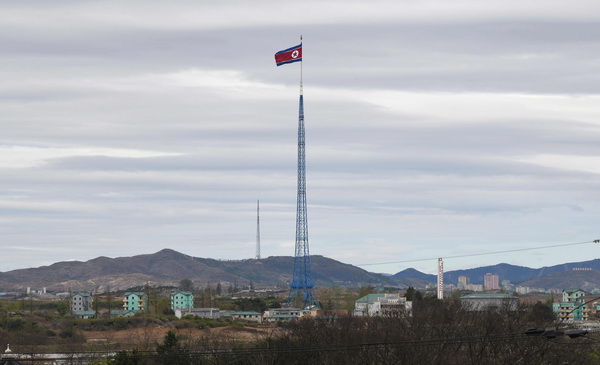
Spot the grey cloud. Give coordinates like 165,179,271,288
1,1,599,272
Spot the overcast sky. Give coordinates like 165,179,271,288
2,0,600,276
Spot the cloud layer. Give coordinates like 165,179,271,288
1,0,600,275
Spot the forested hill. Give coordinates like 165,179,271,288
0,248,393,292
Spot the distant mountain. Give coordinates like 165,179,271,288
392,268,435,282
520,270,600,292
0,249,393,292
393,259,600,291
535,259,600,278
391,268,435,287
2,249,600,293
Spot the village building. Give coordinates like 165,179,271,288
221,311,262,323
71,292,96,318
353,293,412,317
171,291,194,312
461,293,519,311
263,307,303,322
123,292,148,312
553,289,590,322
175,307,220,319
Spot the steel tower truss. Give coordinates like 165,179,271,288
288,94,317,309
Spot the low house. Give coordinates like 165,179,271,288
221,311,262,323
354,293,412,317
72,310,97,319
461,293,519,311
175,308,220,319
263,307,303,322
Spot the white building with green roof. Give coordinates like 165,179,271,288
221,311,262,323
354,293,412,317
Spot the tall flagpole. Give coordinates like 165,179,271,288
300,35,303,96
288,35,316,309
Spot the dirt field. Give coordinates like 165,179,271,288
83,325,281,350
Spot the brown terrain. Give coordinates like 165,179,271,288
83,325,281,350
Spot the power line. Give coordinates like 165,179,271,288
357,238,600,267
15,331,587,362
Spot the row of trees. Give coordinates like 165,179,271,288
102,298,595,364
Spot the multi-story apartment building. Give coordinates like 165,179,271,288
483,273,500,291
71,292,96,318
457,276,470,290
71,292,93,312
171,291,194,312
123,292,148,312
553,289,589,322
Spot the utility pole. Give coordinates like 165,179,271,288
437,258,444,300
107,286,111,319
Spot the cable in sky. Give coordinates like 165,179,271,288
357,238,600,267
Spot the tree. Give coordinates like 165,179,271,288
234,298,268,313
528,301,555,324
405,287,416,301
414,290,423,301
204,282,212,307
216,282,222,296
358,285,374,298
107,286,112,319
269,300,282,309
179,279,194,292
155,331,187,365
450,289,462,302
156,330,180,353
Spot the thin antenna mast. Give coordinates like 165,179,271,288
256,200,261,260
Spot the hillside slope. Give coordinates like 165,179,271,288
0,249,393,291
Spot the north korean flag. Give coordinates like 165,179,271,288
274,43,302,66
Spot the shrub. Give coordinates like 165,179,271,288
5,318,26,331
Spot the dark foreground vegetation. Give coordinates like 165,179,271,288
103,302,598,364
3,298,596,364
0,287,595,365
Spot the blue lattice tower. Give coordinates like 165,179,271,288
274,39,317,309
288,91,317,309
